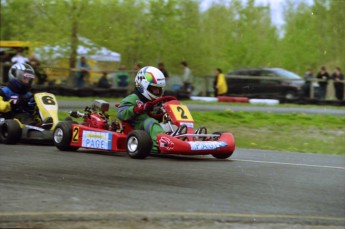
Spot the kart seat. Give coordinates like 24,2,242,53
41,117,53,130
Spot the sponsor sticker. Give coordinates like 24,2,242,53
81,131,112,150
189,141,227,151
159,136,174,150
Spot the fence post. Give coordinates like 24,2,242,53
309,79,314,99
326,79,335,100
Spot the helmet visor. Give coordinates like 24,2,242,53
19,71,35,85
148,85,163,97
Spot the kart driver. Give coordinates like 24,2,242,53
117,66,166,153
0,63,39,124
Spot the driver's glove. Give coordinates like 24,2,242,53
14,96,28,108
0,97,12,113
133,101,153,115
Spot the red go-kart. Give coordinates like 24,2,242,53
53,96,235,159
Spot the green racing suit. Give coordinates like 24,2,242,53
117,93,164,153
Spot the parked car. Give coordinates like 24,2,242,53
226,68,304,100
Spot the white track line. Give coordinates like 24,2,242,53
0,211,344,222
232,159,345,170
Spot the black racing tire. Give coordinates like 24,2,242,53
126,130,152,159
0,120,22,144
211,131,233,160
212,153,232,159
53,121,79,151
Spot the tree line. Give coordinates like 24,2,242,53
1,0,344,77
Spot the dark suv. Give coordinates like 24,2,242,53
226,68,304,100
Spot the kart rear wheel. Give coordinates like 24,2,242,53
0,120,22,144
211,131,233,160
126,130,152,159
53,121,79,151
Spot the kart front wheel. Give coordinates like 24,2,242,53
212,153,232,159
53,121,79,151
0,120,22,144
126,130,152,159
211,131,234,160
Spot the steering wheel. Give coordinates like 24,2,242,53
148,96,177,119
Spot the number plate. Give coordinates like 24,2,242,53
81,130,112,150
72,126,79,142
35,93,58,110
169,104,193,122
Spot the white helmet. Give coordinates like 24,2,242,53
135,66,166,100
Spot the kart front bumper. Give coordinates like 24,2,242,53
157,132,235,155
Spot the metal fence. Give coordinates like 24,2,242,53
198,74,344,101
1,64,344,101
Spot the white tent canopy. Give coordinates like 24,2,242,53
34,37,121,62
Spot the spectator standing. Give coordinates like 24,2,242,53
29,55,47,85
133,62,142,72
75,56,91,88
331,67,344,100
316,66,330,100
11,48,29,64
158,62,169,81
213,68,228,97
115,63,130,87
303,68,314,98
132,62,142,84
180,61,193,92
97,72,111,89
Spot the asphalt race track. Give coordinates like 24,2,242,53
1,144,344,228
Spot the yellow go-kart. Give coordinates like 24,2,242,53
0,92,59,144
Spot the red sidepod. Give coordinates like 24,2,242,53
69,124,127,152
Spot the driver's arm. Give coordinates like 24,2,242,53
117,102,136,121
117,94,154,121
117,94,138,121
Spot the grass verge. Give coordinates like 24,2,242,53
193,111,345,155
58,110,345,155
